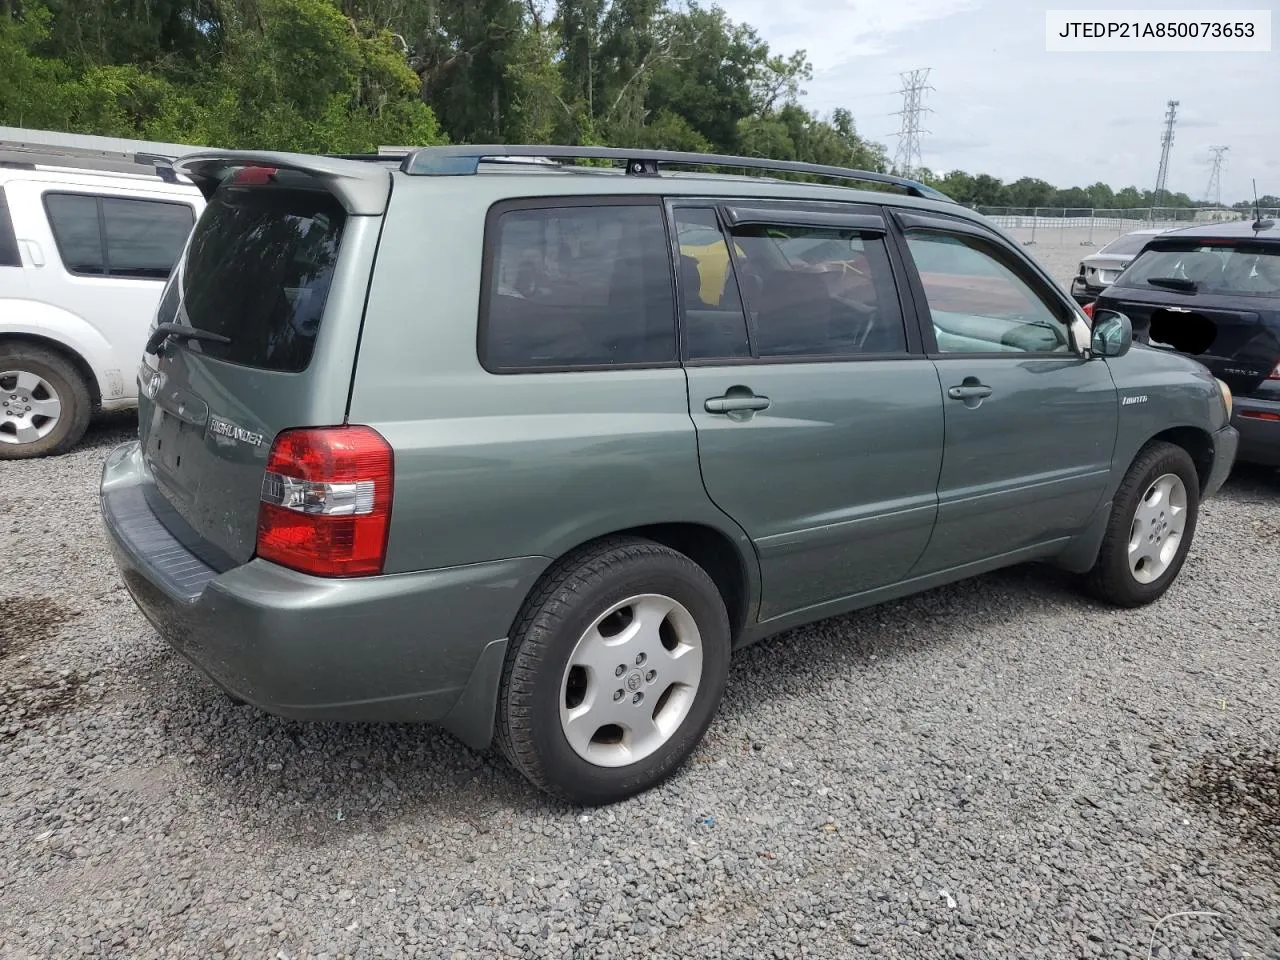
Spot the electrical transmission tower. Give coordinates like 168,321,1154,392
892,68,933,179
1203,146,1229,206
1152,99,1179,206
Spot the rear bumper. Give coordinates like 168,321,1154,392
1204,423,1239,497
100,441,548,747
1232,396,1280,467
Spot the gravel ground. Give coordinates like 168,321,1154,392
3,373,1280,958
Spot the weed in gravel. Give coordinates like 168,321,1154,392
1187,745,1280,862
0,596,79,660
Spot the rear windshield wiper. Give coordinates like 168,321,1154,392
1146,276,1198,292
145,323,232,355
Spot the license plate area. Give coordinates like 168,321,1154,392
147,411,204,498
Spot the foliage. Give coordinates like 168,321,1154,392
1,0,882,168
918,166,1204,212
0,0,1237,209
1,0,444,151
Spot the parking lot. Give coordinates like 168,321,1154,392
2,254,1279,959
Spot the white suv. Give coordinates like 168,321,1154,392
0,146,204,458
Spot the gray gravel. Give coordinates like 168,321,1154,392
3,406,1280,959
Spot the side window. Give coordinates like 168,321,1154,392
102,198,194,279
43,193,194,279
0,187,20,268
906,231,1071,354
730,222,907,359
674,208,750,360
482,202,676,371
44,194,105,275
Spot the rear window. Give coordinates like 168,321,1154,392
1118,242,1280,298
1098,232,1158,257
0,187,20,267
177,184,347,373
480,201,677,371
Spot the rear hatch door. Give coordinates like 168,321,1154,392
136,155,389,567
1097,239,1280,395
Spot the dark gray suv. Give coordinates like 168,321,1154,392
101,146,1238,805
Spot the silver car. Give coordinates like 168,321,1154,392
1070,228,1167,304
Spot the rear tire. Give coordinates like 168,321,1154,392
1083,441,1200,607
0,344,92,459
496,537,731,806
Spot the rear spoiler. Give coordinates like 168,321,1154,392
173,150,393,216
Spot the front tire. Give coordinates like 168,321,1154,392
0,344,92,459
496,537,731,805
1084,441,1200,607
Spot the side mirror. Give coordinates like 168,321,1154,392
1090,310,1133,358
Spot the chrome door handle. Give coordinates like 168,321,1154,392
705,394,771,413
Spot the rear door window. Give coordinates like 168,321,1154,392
44,193,105,274
674,206,908,361
176,183,347,373
481,200,677,371
729,222,907,358
44,192,194,278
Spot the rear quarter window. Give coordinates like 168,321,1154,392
479,200,677,371
176,184,347,373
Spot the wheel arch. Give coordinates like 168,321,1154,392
526,522,759,647
0,331,103,409
1054,424,1215,576
1147,425,1215,493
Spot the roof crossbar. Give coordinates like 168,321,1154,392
399,144,953,202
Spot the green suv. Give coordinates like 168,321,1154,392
101,146,1238,805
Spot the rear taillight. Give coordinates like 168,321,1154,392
1082,302,1095,320
256,425,393,577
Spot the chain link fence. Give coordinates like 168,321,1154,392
973,206,1280,248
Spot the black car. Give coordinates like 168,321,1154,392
1091,217,1280,467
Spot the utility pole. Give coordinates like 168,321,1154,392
892,68,933,180
1203,145,1228,206
1152,99,1179,207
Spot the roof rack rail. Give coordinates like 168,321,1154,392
0,142,182,182
398,144,953,201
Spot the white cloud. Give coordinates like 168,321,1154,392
713,0,981,65
712,0,1280,203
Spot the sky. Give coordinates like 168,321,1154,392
711,0,1279,204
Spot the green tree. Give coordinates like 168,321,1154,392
646,3,762,152
968,174,1007,207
